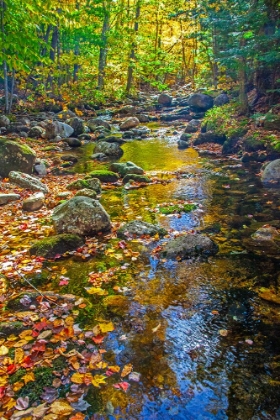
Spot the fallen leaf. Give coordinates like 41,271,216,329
91,374,107,388
113,382,130,392
32,403,49,418
219,329,228,337
15,396,29,410
97,322,114,334
0,345,9,356
71,373,84,384
121,363,133,378
21,372,35,385
50,400,74,416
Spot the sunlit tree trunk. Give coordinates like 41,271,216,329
126,0,140,94
98,1,110,90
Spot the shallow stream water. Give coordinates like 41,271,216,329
53,132,280,419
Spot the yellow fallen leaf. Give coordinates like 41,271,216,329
98,322,114,334
108,365,120,373
0,374,8,386
0,345,9,356
14,348,25,364
13,339,29,348
121,363,133,378
7,334,18,342
13,381,24,392
71,372,84,384
2,398,16,410
91,374,107,388
85,287,108,296
50,400,73,416
22,371,35,384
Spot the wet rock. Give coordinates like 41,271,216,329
177,140,190,149
261,159,280,186
87,118,111,131
60,155,78,163
78,133,91,140
160,234,219,260
64,137,82,147
0,139,36,177
158,93,172,107
136,114,150,123
117,221,167,239
132,126,150,137
180,133,192,142
9,171,49,193
184,119,200,133
244,225,280,258
123,174,151,184
22,192,45,211
188,93,214,112
52,196,111,236
45,121,74,140
104,135,124,144
120,117,140,131
160,113,191,122
66,177,101,193
29,233,84,258
0,115,10,127
110,161,144,177
68,117,85,136
214,93,230,107
94,141,123,157
193,132,226,145
119,105,136,115
91,152,107,161
122,131,134,139
0,193,21,206
28,125,45,138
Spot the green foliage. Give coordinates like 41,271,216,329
204,103,249,138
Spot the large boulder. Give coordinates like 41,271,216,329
29,233,84,258
0,115,10,128
188,93,214,112
158,93,172,107
52,196,111,236
214,93,229,107
110,161,144,177
94,141,123,157
0,139,36,177
117,221,167,239
28,126,45,138
68,117,85,136
9,171,49,193
160,234,218,260
193,132,226,145
120,117,140,131
45,121,74,140
261,159,280,186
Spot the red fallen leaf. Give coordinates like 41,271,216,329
0,387,6,399
59,279,69,286
19,223,28,230
32,340,46,352
7,364,17,375
53,254,62,260
32,331,39,337
113,382,130,392
35,256,45,262
34,320,49,331
118,241,127,249
22,356,34,368
92,335,105,344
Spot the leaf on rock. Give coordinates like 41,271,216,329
50,400,74,416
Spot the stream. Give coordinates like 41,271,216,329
47,129,280,419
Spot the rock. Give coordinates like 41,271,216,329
122,131,134,139
68,117,85,136
67,177,101,193
123,174,151,184
180,133,192,142
243,137,266,152
136,114,150,123
0,193,20,206
120,117,140,131
28,126,45,138
193,132,226,145
61,155,78,163
64,137,82,147
84,177,102,192
177,140,190,149
119,105,136,115
0,115,10,128
87,118,111,131
9,171,49,193
75,188,97,199
94,141,123,157
188,93,214,112
85,170,119,183
56,109,76,120
52,196,111,236
184,119,200,133
0,139,36,177
158,93,172,107
214,93,230,107
160,234,219,260
244,225,280,258
22,192,45,211
78,133,91,140
132,126,150,137
117,221,167,239
91,153,107,161
45,121,74,140
261,159,280,186
110,161,144,177
264,114,280,131
34,160,48,176
104,135,124,144
29,233,84,258
160,113,190,122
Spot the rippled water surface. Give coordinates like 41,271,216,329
58,135,280,419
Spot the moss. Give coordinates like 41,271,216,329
122,174,151,184
17,367,54,403
9,368,26,384
159,203,197,214
66,179,89,190
86,170,119,183
29,233,84,258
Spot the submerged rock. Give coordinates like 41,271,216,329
117,221,167,239
86,170,119,183
94,141,123,157
160,234,219,260
29,233,84,258
122,174,151,184
52,196,111,236
244,225,280,258
261,159,280,187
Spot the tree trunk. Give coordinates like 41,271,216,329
126,0,140,94
98,3,110,90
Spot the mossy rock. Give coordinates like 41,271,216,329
122,174,151,184
75,188,97,199
86,170,119,183
67,179,91,191
0,321,27,337
243,137,266,152
103,295,129,316
0,139,36,177
29,233,84,258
